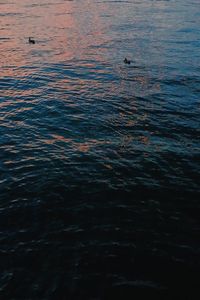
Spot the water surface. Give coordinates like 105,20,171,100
0,0,200,298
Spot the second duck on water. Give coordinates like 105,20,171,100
124,58,131,64
28,37,35,44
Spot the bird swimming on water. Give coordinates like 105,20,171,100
124,57,131,64
28,37,35,44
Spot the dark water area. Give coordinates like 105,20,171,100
0,0,200,298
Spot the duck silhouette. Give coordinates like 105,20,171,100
28,37,35,44
124,57,131,64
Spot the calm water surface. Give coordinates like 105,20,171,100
0,0,200,298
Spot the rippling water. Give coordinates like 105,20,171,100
0,0,200,298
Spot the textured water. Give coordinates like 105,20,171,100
0,0,200,298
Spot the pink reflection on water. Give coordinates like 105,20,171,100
0,0,108,75
42,133,112,155
0,0,75,74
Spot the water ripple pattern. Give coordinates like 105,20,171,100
0,0,200,299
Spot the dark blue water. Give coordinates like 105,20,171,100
0,0,200,298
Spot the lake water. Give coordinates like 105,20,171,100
0,0,200,298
